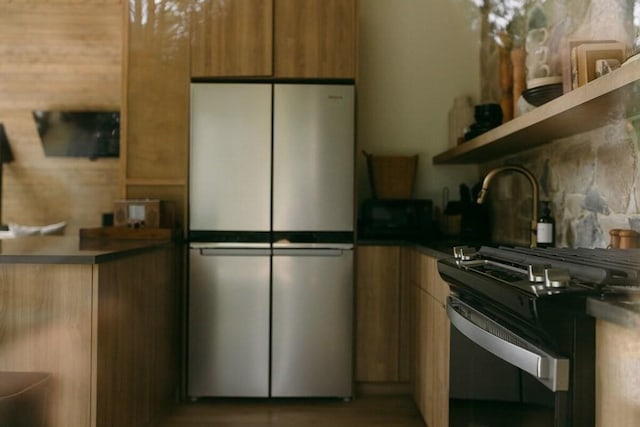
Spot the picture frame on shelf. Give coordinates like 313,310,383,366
568,41,626,90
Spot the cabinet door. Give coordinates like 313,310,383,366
413,285,428,420
188,249,271,397
274,0,357,78
271,249,353,397
272,84,355,232
189,83,272,231
399,248,417,382
355,245,400,382
433,297,450,427
191,0,273,77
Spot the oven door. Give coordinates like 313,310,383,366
448,295,573,427
448,296,570,392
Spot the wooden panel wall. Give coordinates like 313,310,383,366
0,1,123,235
123,0,190,230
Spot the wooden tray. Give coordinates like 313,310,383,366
79,227,178,240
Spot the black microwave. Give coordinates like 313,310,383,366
358,198,433,240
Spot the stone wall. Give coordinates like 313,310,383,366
481,117,638,248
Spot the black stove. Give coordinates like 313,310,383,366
438,245,640,427
439,245,640,324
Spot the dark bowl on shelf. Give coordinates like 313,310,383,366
474,103,503,123
522,84,563,107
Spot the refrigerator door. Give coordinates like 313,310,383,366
271,245,354,397
273,84,355,232
188,245,271,397
189,83,272,232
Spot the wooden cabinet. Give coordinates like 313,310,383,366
355,246,411,385
274,0,357,78
595,319,640,427
355,244,450,421
190,0,357,78
123,1,191,227
0,245,179,427
190,0,273,77
413,252,450,427
355,245,401,383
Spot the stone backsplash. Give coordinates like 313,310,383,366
481,117,638,248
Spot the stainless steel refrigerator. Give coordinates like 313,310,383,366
188,83,354,399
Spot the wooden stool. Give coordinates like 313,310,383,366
0,371,50,427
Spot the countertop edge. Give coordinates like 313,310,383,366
0,236,175,265
587,297,640,330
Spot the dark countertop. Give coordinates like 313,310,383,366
358,237,640,330
587,296,640,329
0,235,172,265
357,236,495,260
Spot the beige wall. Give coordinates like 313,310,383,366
357,0,480,212
0,0,122,235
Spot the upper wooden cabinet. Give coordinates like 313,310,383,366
190,0,357,78
274,0,357,78
190,0,274,77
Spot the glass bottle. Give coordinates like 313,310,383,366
537,201,555,248
448,96,474,148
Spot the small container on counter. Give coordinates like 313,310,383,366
608,229,639,249
536,201,555,248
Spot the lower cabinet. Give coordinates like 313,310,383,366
355,244,450,425
355,245,407,386
595,319,640,427
413,253,450,427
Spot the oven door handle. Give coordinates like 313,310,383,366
447,296,569,392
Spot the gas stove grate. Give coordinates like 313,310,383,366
477,246,640,287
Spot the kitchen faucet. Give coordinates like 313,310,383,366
476,165,539,248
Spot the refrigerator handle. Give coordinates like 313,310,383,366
272,248,351,257
198,248,271,257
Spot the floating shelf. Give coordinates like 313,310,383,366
433,59,640,164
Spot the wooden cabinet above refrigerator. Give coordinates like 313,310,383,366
190,0,358,79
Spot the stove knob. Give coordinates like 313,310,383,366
453,246,477,261
544,268,571,288
528,264,547,283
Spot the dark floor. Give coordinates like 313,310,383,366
154,396,426,427
450,399,555,427
153,397,556,427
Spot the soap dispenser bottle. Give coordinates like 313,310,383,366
537,201,555,248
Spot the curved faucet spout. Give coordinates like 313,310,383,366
476,165,539,247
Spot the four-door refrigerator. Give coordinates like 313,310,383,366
188,82,355,399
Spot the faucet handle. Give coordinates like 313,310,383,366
476,188,488,204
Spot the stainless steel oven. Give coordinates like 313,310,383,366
439,245,640,426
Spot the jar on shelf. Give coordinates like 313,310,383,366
448,96,474,149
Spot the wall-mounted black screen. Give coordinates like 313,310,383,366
32,111,120,159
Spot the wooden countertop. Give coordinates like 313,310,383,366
0,235,172,264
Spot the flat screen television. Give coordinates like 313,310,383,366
32,111,120,159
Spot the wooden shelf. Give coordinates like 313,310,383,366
433,59,640,164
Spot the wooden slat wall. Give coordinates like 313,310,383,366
0,0,122,235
